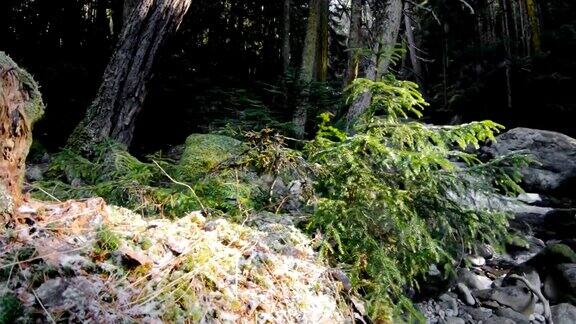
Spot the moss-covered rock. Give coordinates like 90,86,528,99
179,134,244,180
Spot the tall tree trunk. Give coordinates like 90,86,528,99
403,2,423,87
375,0,403,79
292,0,329,138
0,53,44,219
344,0,402,131
68,0,192,155
282,0,292,76
343,0,363,88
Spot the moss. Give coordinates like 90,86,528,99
179,134,244,180
0,52,45,124
0,292,23,324
95,226,121,253
528,243,576,270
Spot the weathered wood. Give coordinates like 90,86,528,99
68,0,192,154
0,52,44,217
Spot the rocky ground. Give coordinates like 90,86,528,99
418,128,576,324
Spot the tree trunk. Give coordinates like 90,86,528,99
282,0,292,76
404,2,423,87
68,0,192,155
0,53,44,219
375,0,403,79
292,0,329,138
344,0,402,131
343,0,363,88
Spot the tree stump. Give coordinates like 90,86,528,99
0,52,44,219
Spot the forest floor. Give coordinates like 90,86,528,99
0,197,352,323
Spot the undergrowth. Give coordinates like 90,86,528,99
28,77,528,322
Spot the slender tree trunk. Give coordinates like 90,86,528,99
0,53,44,218
345,0,402,131
375,0,403,79
68,0,192,154
282,0,291,76
343,0,363,88
292,0,329,138
404,2,423,87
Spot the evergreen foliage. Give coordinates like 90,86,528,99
305,78,528,320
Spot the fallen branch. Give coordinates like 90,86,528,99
508,274,552,324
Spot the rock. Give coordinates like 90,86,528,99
25,165,44,181
473,286,536,314
541,209,576,240
506,265,542,295
119,247,153,267
467,255,486,267
517,193,543,204
457,268,492,290
558,262,576,290
439,293,459,314
496,307,531,323
483,316,515,324
476,243,495,259
444,316,465,324
483,127,576,193
527,243,576,272
534,302,544,315
551,303,576,324
543,274,560,302
533,313,546,323
552,263,576,303
459,306,493,321
455,283,475,306
428,264,442,276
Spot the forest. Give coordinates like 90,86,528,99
0,0,575,323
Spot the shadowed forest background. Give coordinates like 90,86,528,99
3,0,576,153
2,0,576,323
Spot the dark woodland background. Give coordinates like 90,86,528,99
2,0,576,153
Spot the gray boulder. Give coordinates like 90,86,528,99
551,303,576,324
484,127,576,193
473,286,536,315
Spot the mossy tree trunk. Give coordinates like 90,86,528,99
0,52,44,219
68,0,192,155
344,0,402,131
292,0,329,139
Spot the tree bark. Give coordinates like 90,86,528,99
282,0,292,76
0,53,44,218
344,0,402,131
292,0,329,138
68,0,192,155
375,0,403,79
404,2,423,87
343,0,363,88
